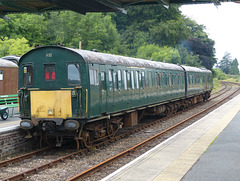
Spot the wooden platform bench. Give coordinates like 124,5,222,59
0,94,19,116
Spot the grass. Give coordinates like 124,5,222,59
203,136,218,153
213,78,221,91
213,74,240,92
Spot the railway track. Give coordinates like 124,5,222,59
210,81,232,99
67,82,240,181
0,81,239,181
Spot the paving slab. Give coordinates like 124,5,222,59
182,110,240,181
102,94,240,181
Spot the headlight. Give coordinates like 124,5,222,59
64,120,79,131
20,120,33,130
48,109,54,115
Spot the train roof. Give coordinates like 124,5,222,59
1,55,20,64
181,65,212,74
0,58,18,68
68,47,184,71
20,46,212,74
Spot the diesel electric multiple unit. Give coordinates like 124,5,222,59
18,46,212,148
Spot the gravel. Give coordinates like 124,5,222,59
1,84,239,181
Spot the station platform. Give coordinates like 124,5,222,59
102,94,240,181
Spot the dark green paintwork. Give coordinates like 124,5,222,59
18,46,213,122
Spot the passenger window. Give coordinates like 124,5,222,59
89,69,98,85
165,73,168,86
148,72,152,87
100,72,106,91
162,73,167,86
113,72,117,91
188,75,191,84
68,64,81,85
0,70,3,80
139,72,142,89
159,73,162,87
118,70,122,90
136,71,139,89
155,73,158,87
109,70,113,91
142,72,145,88
23,65,33,86
169,73,172,86
131,71,135,89
123,70,127,90
127,72,131,90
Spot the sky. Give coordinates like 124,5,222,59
180,2,240,64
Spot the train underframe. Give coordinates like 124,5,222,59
28,91,211,149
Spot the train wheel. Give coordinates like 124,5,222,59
81,131,92,148
81,137,92,148
108,125,116,138
165,107,172,116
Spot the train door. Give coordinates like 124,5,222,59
205,74,207,90
140,71,146,105
123,69,132,109
99,65,107,114
123,70,130,109
89,64,100,117
115,69,124,111
107,68,114,113
134,70,140,106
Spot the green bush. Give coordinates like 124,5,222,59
212,68,227,80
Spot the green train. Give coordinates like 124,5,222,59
19,46,212,148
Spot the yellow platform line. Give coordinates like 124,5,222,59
153,100,240,181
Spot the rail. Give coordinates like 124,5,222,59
1,82,238,180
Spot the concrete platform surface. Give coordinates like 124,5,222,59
0,107,20,132
102,94,240,181
182,110,240,181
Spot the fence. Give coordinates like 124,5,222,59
0,94,19,116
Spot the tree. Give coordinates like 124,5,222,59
136,44,161,60
217,52,232,74
183,37,216,70
149,18,190,47
177,44,200,67
110,5,183,56
0,7,217,65
136,44,181,64
229,58,239,75
0,12,122,54
45,11,122,54
0,37,32,57
0,14,46,46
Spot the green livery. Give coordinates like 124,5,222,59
18,46,212,148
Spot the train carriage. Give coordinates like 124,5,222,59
18,46,212,148
182,65,212,102
0,58,18,95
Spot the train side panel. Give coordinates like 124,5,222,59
18,46,212,148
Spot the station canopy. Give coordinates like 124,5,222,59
0,0,239,16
